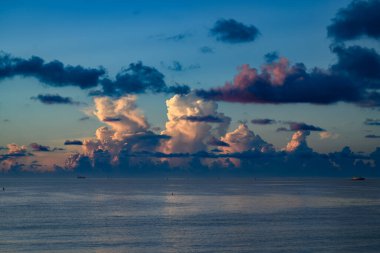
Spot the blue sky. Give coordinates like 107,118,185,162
0,0,380,175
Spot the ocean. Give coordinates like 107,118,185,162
0,178,379,252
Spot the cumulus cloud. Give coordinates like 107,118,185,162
64,140,83,145
0,53,105,88
6,143,29,155
210,19,260,43
251,118,277,125
31,94,81,105
327,0,380,41
221,123,274,153
207,137,230,147
196,57,373,106
160,93,231,153
319,131,339,139
285,130,313,153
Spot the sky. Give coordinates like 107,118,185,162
0,0,380,176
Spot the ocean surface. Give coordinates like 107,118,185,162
0,178,379,253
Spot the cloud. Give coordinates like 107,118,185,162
102,117,122,122
221,124,274,153
165,33,191,41
160,93,231,154
264,51,279,63
180,115,225,123
31,94,81,105
210,19,260,43
319,131,339,139
251,118,277,125
29,143,50,152
285,122,325,132
0,52,105,88
6,143,29,155
327,0,380,41
64,140,83,145
199,46,214,54
98,62,190,97
331,45,380,88
365,134,380,138
207,137,230,147
364,118,380,126
164,61,200,72
79,116,90,121
196,57,370,106
285,130,313,153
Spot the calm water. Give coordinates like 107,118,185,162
0,178,379,253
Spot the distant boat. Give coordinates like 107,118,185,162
351,176,365,181
77,176,86,179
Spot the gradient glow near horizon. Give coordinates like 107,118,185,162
0,0,380,174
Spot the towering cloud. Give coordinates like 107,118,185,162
285,131,312,153
210,19,260,43
221,124,273,153
160,93,231,153
327,0,380,42
0,53,105,88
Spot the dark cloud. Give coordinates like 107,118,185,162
207,137,230,147
364,118,380,126
0,53,105,88
165,33,191,41
180,115,225,123
64,140,83,145
276,122,325,132
167,61,183,71
196,59,361,105
79,116,90,121
251,118,277,125
327,0,380,41
331,45,380,88
365,134,380,138
210,18,260,43
29,143,50,152
199,46,214,54
98,62,190,97
31,94,80,105
264,51,279,63
276,127,290,132
102,117,122,122
286,122,325,132
164,61,200,72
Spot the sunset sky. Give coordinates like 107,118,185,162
1,0,379,175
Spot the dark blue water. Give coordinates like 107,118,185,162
0,178,379,252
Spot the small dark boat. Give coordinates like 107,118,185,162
351,177,365,181
77,176,86,179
